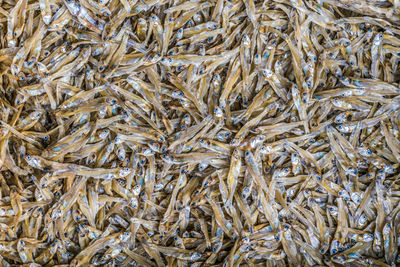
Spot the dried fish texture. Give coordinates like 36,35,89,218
0,0,400,266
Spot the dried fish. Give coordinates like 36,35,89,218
0,0,400,266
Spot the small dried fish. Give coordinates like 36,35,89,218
0,0,400,266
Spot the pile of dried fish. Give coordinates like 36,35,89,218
1,0,400,266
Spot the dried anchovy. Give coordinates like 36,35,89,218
0,0,400,266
